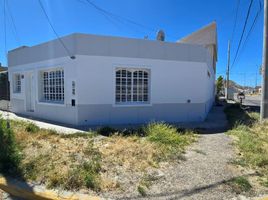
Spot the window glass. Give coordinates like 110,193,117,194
115,68,149,104
14,74,21,93
42,69,64,103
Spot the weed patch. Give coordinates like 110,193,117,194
7,119,196,193
229,176,252,194
137,185,147,196
144,122,196,160
226,104,268,189
25,123,40,133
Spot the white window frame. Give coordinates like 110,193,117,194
13,73,21,93
115,67,151,106
39,68,65,104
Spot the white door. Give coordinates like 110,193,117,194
26,72,35,112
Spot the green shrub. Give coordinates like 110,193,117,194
224,104,258,128
25,123,40,133
143,122,195,160
0,118,21,175
144,122,193,149
96,126,118,136
230,176,252,193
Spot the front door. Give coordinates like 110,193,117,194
26,72,35,112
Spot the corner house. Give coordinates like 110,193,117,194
8,22,217,126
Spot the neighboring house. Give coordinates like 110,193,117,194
0,66,10,111
227,87,241,100
0,66,7,72
8,22,217,126
0,66,9,100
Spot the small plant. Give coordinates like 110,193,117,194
137,185,146,196
229,176,252,193
25,123,40,133
261,178,268,188
48,129,57,135
84,170,100,191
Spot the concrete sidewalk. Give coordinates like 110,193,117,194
175,104,228,133
0,101,228,135
0,110,84,134
0,103,228,134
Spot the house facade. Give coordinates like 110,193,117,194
8,22,217,126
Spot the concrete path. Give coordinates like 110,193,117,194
155,133,237,199
175,104,228,132
0,110,84,134
107,132,237,200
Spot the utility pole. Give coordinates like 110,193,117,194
255,70,258,88
225,40,231,100
261,0,268,120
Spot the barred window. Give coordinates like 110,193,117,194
14,74,21,93
116,69,149,104
42,69,64,103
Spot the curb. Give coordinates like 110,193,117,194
0,177,101,200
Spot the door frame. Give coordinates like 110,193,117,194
25,71,35,112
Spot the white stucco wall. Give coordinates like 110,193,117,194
8,32,216,126
76,55,208,105
8,54,214,125
8,57,79,125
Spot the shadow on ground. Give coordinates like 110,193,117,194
117,172,258,200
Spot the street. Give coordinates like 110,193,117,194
243,95,261,107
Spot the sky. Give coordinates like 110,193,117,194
0,0,264,87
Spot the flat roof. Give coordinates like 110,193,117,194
9,23,217,67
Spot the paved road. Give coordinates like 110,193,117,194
243,95,261,107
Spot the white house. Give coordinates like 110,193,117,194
8,22,217,126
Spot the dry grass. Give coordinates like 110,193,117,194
225,104,268,191
99,136,160,171
8,120,196,192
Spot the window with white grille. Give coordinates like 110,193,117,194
42,69,64,103
14,74,21,93
115,68,149,104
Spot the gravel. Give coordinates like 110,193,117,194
101,133,238,200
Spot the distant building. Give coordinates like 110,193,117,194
8,22,218,126
0,66,10,111
0,66,7,72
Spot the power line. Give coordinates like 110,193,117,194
231,0,240,44
3,0,10,128
230,0,254,70
231,1,262,70
37,0,75,59
242,2,263,49
3,0,7,59
6,0,21,46
234,6,263,66
76,0,184,41
82,0,157,33
77,0,123,30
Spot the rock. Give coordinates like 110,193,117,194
147,169,165,181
